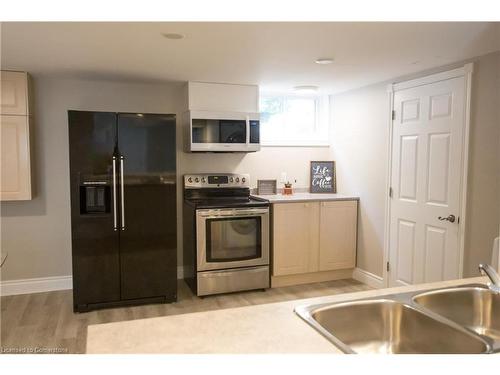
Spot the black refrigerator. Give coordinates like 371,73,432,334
68,111,177,312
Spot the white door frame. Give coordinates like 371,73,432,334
382,63,474,287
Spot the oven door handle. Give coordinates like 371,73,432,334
200,214,264,219
197,209,269,218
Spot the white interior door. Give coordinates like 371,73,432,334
388,72,468,286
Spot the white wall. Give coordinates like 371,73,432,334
329,86,389,277
179,147,328,188
463,52,500,276
0,75,328,282
330,51,500,278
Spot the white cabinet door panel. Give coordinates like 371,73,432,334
273,202,319,276
1,71,28,115
1,115,32,200
318,201,357,271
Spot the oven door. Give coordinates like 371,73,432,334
196,207,269,271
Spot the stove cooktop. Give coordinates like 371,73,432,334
183,173,269,209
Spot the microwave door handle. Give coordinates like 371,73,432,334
246,115,250,145
112,156,117,231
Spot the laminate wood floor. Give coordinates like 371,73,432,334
0,279,370,354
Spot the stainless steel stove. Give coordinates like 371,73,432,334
183,173,270,296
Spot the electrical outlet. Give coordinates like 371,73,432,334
280,172,287,183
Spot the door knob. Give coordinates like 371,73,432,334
438,214,456,223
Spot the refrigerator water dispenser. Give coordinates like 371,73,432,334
79,184,110,214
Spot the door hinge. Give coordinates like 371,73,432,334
386,262,390,272
391,110,396,120
389,187,393,198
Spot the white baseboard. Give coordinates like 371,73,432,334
1,266,186,297
352,267,384,289
0,275,73,297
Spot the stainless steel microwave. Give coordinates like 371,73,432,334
184,110,260,152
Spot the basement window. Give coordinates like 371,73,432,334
259,94,329,146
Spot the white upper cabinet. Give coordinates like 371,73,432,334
1,71,34,201
1,115,32,200
187,81,259,113
1,71,30,116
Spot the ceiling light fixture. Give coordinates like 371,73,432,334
293,85,319,94
315,58,334,65
162,32,185,40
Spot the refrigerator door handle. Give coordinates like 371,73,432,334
112,156,118,231
120,156,125,231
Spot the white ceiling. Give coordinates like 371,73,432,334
2,22,499,94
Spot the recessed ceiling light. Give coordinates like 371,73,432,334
315,58,334,65
162,32,185,40
293,85,318,94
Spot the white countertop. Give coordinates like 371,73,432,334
86,276,487,354
252,192,359,203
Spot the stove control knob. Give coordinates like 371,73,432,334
235,177,240,183
188,177,193,183
229,177,234,183
195,177,199,183
242,178,246,183
201,177,206,183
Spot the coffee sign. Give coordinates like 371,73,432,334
310,161,336,193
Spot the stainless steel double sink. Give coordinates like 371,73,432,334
295,283,500,354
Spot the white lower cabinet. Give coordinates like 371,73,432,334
319,200,358,271
272,200,358,283
272,202,319,276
